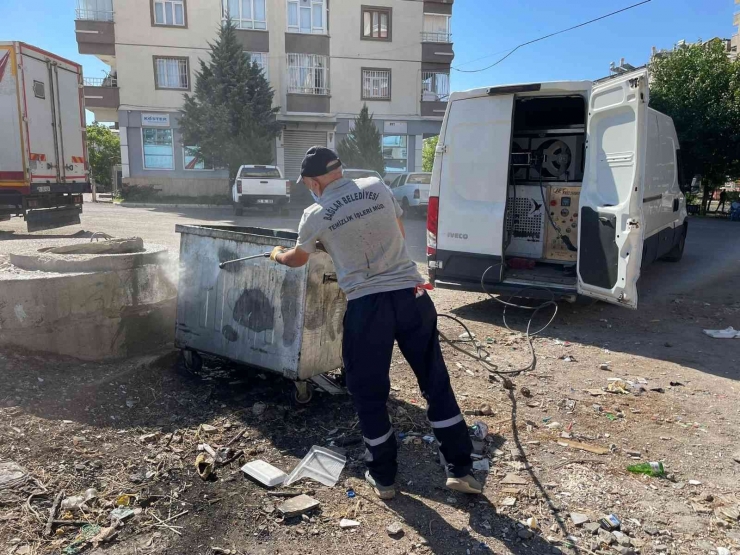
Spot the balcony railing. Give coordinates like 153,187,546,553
75,8,114,21
84,76,117,87
421,31,451,43
421,72,450,102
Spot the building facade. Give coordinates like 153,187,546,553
75,0,454,196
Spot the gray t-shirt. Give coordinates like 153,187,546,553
296,176,423,300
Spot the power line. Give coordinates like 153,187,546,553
452,0,652,74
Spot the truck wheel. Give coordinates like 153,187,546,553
401,198,411,217
234,205,244,217
662,227,686,262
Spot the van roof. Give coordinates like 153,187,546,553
449,80,592,102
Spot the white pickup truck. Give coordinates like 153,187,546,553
232,165,290,216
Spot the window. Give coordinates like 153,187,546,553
245,52,268,78
76,0,114,21
143,128,173,170
287,0,325,34
153,0,185,26
361,6,391,41
183,146,214,170
240,166,282,178
421,72,450,101
383,135,407,173
362,69,391,100
407,173,431,184
287,53,328,95
225,0,266,30
422,13,451,43
154,57,189,90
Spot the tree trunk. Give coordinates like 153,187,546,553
701,182,711,215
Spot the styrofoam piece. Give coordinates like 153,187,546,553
241,459,287,487
284,446,346,487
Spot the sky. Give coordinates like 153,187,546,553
0,0,736,112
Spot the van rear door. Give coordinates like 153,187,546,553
433,92,514,285
577,68,648,309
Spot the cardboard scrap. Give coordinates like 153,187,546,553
556,439,610,455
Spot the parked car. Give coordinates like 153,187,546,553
388,172,432,217
232,165,290,216
343,168,385,181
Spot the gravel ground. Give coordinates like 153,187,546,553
0,202,739,555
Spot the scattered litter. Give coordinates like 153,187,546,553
422,435,435,444
546,421,562,430
600,514,622,531
717,548,731,555
716,506,740,522
387,521,404,537
479,403,493,416
195,453,215,480
346,488,356,498
241,460,287,488
138,432,161,444
472,459,490,472
200,424,218,433
115,494,133,507
561,356,576,362
459,332,476,340
670,381,685,387
109,507,135,521
0,461,29,490
570,512,590,526
587,389,606,397
688,479,702,486
62,524,102,554
339,518,360,529
557,439,609,455
599,363,612,371
501,497,517,507
703,327,740,339
469,421,489,440
626,462,665,477
61,488,98,511
607,380,630,394
252,402,267,417
520,386,532,398
524,517,538,530
650,388,666,394
277,494,320,517
284,446,346,487
501,473,528,485
584,522,602,534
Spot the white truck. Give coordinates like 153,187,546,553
0,42,90,231
232,165,290,216
427,68,690,309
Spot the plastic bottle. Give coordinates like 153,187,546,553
626,461,665,477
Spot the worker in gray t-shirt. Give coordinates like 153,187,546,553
271,147,480,499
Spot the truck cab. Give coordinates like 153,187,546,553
427,68,690,309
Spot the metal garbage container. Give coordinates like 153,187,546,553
174,225,346,402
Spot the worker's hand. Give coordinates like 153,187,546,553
270,246,288,263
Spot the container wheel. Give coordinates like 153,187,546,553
178,349,203,374
293,382,313,404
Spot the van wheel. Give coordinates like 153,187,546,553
401,197,411,216
234,204,243,217
662,227,686,262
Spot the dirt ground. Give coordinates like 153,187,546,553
1,209,739,555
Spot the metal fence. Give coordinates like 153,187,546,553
76,0,114,21
287,53,329,95
421,72,450,101
83,76,117,87
421,31,451,43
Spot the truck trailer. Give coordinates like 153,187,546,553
0,42,90,231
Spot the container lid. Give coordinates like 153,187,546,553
284,446,346,487
241,459,287,488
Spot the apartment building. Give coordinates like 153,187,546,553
75,0,454,196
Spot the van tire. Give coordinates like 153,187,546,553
234,204,243,217
401,197,411,217
662,226,686,262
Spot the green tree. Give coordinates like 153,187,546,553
86,122,120,189
650,40,740,213
422,135,439,172
337,104,384,175
179,19,281,180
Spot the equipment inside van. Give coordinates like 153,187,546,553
427,68,690,309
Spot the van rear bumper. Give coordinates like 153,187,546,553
434,277,577,301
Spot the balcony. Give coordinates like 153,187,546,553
83,76,119,123
75,1,115,61
421,72,449,117
421,31,452,43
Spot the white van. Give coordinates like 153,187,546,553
427,68,689,309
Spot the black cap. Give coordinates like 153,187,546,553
298,146,342,182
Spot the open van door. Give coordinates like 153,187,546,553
577,68,648,309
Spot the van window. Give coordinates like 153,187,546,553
407,174,431,184
240,167,281,178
